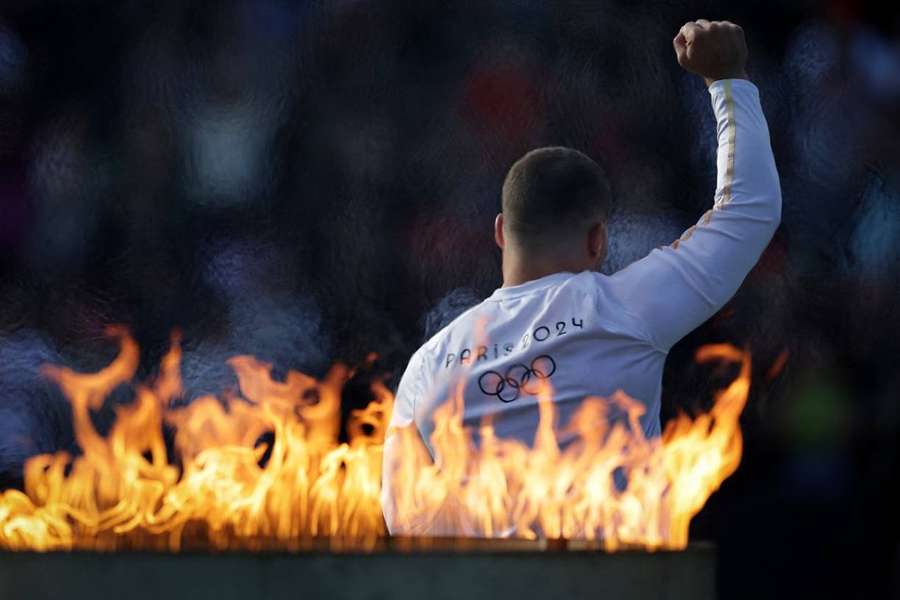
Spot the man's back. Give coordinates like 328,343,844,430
402,270,667,455
383,20,781,534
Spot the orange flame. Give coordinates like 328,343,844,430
387,343,749,550
0,329,749,552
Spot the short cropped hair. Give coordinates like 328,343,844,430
501,147,612,247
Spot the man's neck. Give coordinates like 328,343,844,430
501,254,586,288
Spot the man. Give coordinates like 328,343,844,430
382,20,781,533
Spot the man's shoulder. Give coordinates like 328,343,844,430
565,270,659,345
420,299,488,355
401,300,487,382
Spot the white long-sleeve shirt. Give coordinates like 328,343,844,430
383,79,781,526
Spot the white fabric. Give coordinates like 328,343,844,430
388,78,781,459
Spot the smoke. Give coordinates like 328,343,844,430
0,330,69,484
181,237,332,400
600,210,685,275
422,287,482,342
848,173,900,278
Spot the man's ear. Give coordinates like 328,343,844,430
494,213,505,250
587,222,607,263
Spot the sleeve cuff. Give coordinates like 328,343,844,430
707,78,757,96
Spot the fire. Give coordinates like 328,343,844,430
0,328,749,552
386,343,749,549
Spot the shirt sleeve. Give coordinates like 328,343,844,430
382,351,427,534
607,78,782,351
387,350,424,432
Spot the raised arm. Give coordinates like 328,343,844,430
608,20,781,351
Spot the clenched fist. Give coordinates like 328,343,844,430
674,20,748,87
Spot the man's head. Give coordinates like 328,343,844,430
496,147,612,279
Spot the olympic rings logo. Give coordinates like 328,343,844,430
477,355,557,403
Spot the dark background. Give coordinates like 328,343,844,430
0,0,898,597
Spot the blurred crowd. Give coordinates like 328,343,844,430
0,1,898,597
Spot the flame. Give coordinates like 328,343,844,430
0,329,750,552
387,343,749,550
